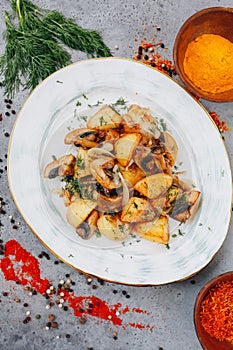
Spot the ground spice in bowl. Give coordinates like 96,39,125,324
183,34,233,94
194,272,233,349
199,279,233,345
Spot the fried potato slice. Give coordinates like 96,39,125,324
66,199,97,228
97,214,130,241
115,133,141,167
87,104,122,130
135,215,169,244
134,173,173,199
74,147,91,178
118,163,145,186
121,197,156,223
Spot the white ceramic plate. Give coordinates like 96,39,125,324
8,58,232,285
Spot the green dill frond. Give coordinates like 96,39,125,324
42,11,112,58
0,0,112,97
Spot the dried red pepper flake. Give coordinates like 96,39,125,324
200,280,233,344
209,111,230,133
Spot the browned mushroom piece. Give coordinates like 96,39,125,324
76,210,99,240
89,157,121,190
64,128,104,148
96,193,123,213
158,132,178,167
133,144,167,175
122,104,161,139
169,190,201,222
44,154,76,179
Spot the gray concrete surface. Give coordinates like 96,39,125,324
1,1,233,349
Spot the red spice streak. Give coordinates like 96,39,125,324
0,240,49,294
0,240,155,330
64,291,123,326
126,323,153,330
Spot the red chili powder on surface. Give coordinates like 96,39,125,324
0,240,155,330
0,240,50,294
200,280,233,344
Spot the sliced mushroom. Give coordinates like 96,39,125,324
133,145,164,175
95,170,132,213
44,154,76,179
159,132,178,166
96,193,123,213
76,210,99,240
64,128,102,148
87,147,115,160
169,190,201,222
89,157,121,190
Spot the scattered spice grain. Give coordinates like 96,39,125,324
51,321,58,328
23,316,31,324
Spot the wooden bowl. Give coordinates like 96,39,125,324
194,271,233,350
173,7,233,102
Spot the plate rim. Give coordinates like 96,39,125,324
7,57,233,285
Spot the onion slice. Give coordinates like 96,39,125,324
87,147,115,159
118,168,130,206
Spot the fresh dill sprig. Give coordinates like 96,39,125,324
0,0,112,97
42,10,112,58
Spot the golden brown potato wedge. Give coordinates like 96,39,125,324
121,197,156,223
74,147,91,178
66,199,97,228
134,173,173,199
135,215,169,244
115,133,141,167
87,104,122,130
169,190,201,222
97,214,130,241
118,163,145,186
